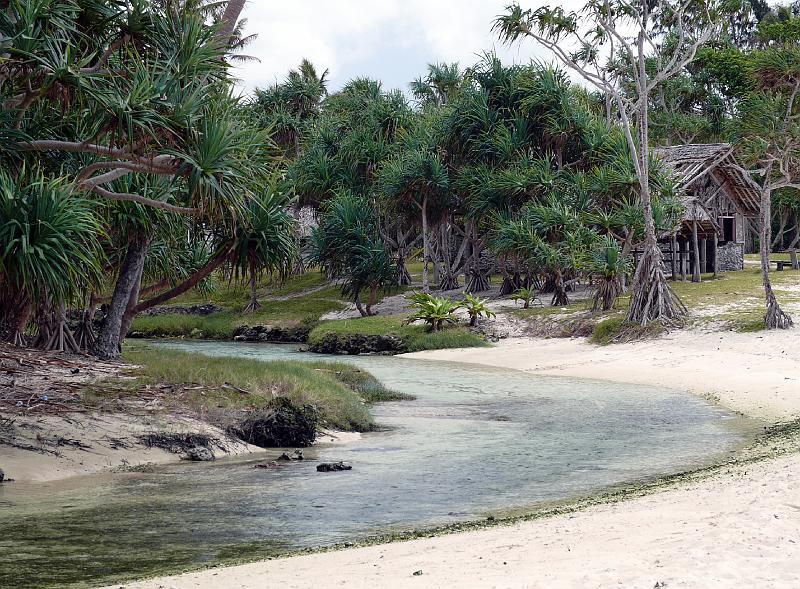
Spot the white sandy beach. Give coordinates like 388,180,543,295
104,328,800,589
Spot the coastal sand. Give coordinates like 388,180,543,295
105,328,800,589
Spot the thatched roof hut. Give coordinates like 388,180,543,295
654,143,760,218
652,144,761,274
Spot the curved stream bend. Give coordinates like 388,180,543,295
0,341,747,589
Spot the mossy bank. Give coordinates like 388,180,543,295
307,315,489,354
123,346,409,432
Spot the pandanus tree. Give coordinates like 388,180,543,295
231,186,298,313
0,170,104,347
251,59,329,157
589,235,633,311
309,193,396,316
378,119,450,293
495,0,721,326
410,62,463,107
1,0,276,358
492,198,597,307
732,38,800,329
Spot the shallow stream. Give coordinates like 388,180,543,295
0,341,749,588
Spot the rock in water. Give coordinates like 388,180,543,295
0,468,4,483
316,462,352,472
185,447,214,461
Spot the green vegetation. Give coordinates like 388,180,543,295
308,315,488,353
510,287,541,310
590,317,666,345
130,275,347,339
406,293,461,332
461,294,496,327
4,0,800,355
309,193,396,316
123,346,404,432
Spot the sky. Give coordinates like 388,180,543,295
231,1,570,95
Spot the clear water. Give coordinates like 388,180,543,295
0,341,748,589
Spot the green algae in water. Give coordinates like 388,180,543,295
0,495,290,589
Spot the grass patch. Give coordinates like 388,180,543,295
590,317,666,345
130,313,237,339
308,314,489,354
130,280,349,340
122,347,403,431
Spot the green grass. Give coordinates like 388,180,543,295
122,347,404,431
130,280,348,340
308,314,489,353
590,316,666,345
668,269,800,330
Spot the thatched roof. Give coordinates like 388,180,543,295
654,143,760,217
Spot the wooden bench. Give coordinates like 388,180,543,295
775,250,799,271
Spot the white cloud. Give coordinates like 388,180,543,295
231,0,563,94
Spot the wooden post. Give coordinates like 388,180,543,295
680,238,687,281
712,231,719,277
670,233,678,281
790,249,799,270
700,236,707,275
691,220,701,282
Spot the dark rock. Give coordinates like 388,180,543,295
142,303,224,317
254,461,279,469
0,468,4,483
185,446,215,461
227,398,318,448
232,323,312,343
308,333,404,355
276,449,304,461
316,461,352,472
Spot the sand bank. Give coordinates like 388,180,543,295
105,327,800,589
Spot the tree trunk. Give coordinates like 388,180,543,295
244,260,261,313
691,220,701,283
217,0,246,45
759,184,792,329
0,292,32,345
119,261,145,342
354,294,367,317
91,235,150,359
133,243,234,314
625,18,685,326
421,195,430,293
551,271,569,306
365,284,379,316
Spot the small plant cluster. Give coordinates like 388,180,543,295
406,292,495,332
510,287,541,309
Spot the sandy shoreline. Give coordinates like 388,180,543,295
102,327,800,589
